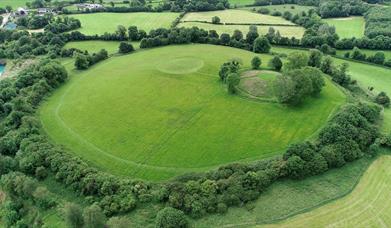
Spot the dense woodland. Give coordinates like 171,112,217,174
0,0,391,227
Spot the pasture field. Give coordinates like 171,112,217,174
245,4,315,15
323,17,365,39
39,44,345,180
69,12,179,35
64,41,140,55
0,0,30,8
264,155,391,227
181,9,295,25
178,22,305,38
272,46,391,132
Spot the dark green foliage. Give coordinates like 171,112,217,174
64,203,84,228
32,187,57,209
364,7,391,38
308,49,323,68
319,0,368,18
251,56,261,69
119,42,134,54
284,52,309,71
375,92,390,107
83,204,106,228
227,73,240,94
155,207,188,228
212,16,220,24
268,56,283,71
253,36,271,53
75,49,109,70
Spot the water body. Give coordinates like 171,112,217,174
4,22,17,30
0,65,5,76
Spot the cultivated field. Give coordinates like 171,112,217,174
245,4,315,15
264,155,391,227
181,9,295,25
69,12,179,35
40,44,345,180
323,16,365,39
178,22,305,38
64,41,140,54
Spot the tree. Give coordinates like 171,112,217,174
116,25,127,40
83,204,106,228
246,25,259,44
155,207,188,228
375,92,390,107
308,49,323,68
253,36,271,53
220,33,230,45
227,73,240,94
284,52,309,71
232,30,243,41
63,203,84,228
320,56,334,75
268,56,282,71
273,75,296,104
128,26,139,41
251,56,261,69
118,42,134,54
303,67,325,95
211,16,220,24
74,54,89,70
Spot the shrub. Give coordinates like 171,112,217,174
155,207,188,228
375,92,390,107
253,36,271,53
257,8,270,14
251,56,261,69
119,42,134,54
268,56,283,71
211,16,221,24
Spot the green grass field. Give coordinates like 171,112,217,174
64,41,140,55
272,46,391,132
181,9,295,25
69,12,179,35
229,0,256,6
244,4,315,15
323,17,365,39
0,0,30,8
263,155,391,227
178,22,305,38
39,44,345,180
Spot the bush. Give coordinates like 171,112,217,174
375,92,390,107
119,42,134,54
257,8,270,14
253,36,271,53
268,56,282,71
211,16,221,24
155,207,188,228
251,56,261,69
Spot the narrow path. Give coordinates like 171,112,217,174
1,13,10,28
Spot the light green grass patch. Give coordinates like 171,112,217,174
69,12,179,35
263,155,391,227
178,22,305,38
229,0,256,6
323,16,365,39
181,9,294,25
245,4,315,15
39,44,345,180
64,41,140,55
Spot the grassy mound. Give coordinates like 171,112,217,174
69,12,179,35
323,17,365,39
265,155,391,227
39,44,345,180
238,70,280,98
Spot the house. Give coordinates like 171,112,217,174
37,8,54,15
75,3,104,11
13,7,29,17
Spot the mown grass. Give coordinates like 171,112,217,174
178,22,305,38
0,0,31,8
64,41,140,55
181,9,295,25
39,44,345,180
229,0,256,6
263,154,391,227
323,17,365,39
244,4,315,15
69,12,179,35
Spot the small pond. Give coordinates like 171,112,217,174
4,22,17,30
0,65,5,76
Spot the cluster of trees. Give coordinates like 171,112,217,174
218,59,242,94
336,36,391,50
375,92,390,107
319,0,369,18
1,172,57,227
74,49,108,70
364,7,391,39
44,17,81,34
167,0,229,12
16,14,52,30
253,0,297,6
158,103,380,218
343,47,391,67
273,51,325,105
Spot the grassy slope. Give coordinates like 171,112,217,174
263,155,391,227
64,41,140,55
39,44,344,181
181,9,294,25
229,0,255,6
69,12,179,35
244,4,315,15
272,46,391,132
323,17,365,39
192,155,374,227
178,22,305,38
